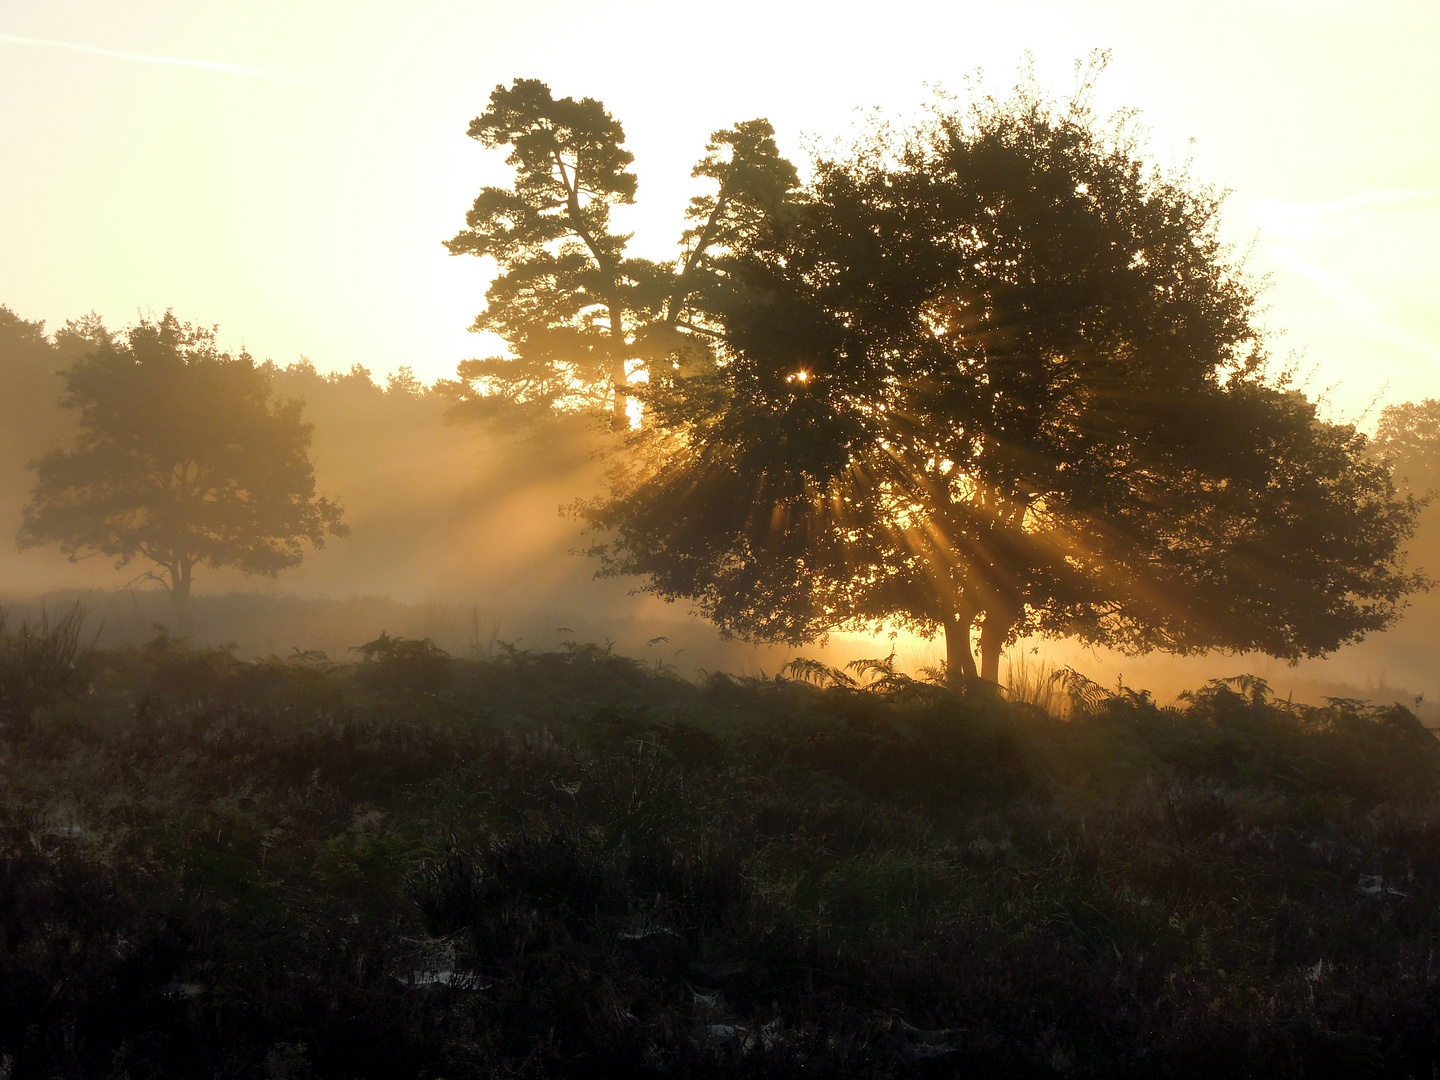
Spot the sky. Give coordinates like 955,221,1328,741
2,0,1437,420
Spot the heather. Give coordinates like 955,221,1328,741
1,615,1438,1078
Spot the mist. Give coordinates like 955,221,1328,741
0,315,817,674
3,303,1437,721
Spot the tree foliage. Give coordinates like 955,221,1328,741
1375,398,1440,499
0,306,111,466
18,313,348,617
443,79,797,427
585,70,1425,682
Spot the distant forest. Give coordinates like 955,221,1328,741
0,305,601,605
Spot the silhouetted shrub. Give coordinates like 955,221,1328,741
0,602,91,728
352,631,454,694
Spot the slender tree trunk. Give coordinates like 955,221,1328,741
609,300,629,425
611,357,628,423
944,614,978,686
560,176,631,424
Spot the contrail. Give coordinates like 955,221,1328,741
1269,245,1440,363
1252,190,1433,238
0,30,316,82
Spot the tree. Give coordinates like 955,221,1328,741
586,71,1425,684
1373,397,1440,579
0,308,66,477
18,312,348,621
0,306,110,467
1374,398,1440,499
443,79,797,427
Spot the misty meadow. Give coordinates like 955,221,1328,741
3,57,1440,1080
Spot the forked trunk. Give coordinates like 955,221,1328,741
979,609,1018,685
979,617,1004,684
944,615,978,686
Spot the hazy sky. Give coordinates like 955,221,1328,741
2,0,1436,418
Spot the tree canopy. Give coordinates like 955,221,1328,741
443,78,797,427
582,75,1425,683
18,312,348,618
1375,398,1440,500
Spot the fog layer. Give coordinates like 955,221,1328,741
3,306,1436,717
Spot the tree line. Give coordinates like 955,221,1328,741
8,65,1438,685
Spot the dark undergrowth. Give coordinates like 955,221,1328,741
1,620,1438,1078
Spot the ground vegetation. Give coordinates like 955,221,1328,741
1,613,1437,1077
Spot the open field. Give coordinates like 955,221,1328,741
5,9,1440,1078
2,613,1438,1077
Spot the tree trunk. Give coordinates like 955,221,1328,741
170,558,193,631
609,299,629,425
944,614,978,686
611,358,628,424
978,613,1008,684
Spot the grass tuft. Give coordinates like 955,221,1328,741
0,601,92,728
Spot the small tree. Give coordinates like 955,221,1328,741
587,72,1425,683
19,312,348,621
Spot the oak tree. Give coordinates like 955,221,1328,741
587,75,1424,683
18,313,348,621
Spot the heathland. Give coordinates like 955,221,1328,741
2,612,1437,1077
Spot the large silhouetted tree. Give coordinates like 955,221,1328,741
444,79,797,426
19,313,348,622
586,71,1424,683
